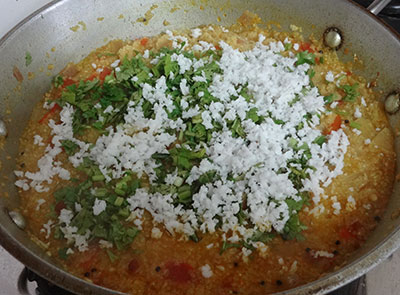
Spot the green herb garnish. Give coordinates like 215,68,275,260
313,135,326,146
295,50,316,66
341,83,359,102
249,230,275,243
349,121,361,130
220,241,242,254
58,247,70,260
25,51,32,66
61,140,79,156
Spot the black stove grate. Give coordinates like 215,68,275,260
18,268,74,295
353,0,400,16
353,0,400,31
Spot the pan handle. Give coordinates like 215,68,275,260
367,0,392,15
17,268,33,295
18,267,74,295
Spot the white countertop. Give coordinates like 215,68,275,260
0,0,53,39
1,0,400,294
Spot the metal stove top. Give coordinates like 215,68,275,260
353,0,400,31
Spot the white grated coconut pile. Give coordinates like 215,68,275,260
15,30,350,251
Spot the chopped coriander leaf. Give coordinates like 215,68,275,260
246,107,260,123
236,207,246,225
58,247,70,260
111,223,140,250
53,172,141,250
189,233,201,243
286,193,309,212
308,68,315,79
323,94,334,104
25,51,32,66
53,226,63,239
282,214,307,241
341,83,359,102
230,118,246,138
61,140,79,156
273,118,285,125
295,51,316,66
220,241,242,254
249,230,275,243
176,185,192,204
284,43,292,50
242,241,255,251
289,94,301,107
336,74,346,85
334,109,349,116
52,75,64,88
106,249,118,262
349,121,361,130
313,135,326,146
97,52,117,58
198,170,217,184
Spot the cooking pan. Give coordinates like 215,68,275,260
0,0,399,294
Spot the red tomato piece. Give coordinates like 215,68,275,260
62,78,76,88
165,262,193,283
221,277,233,289
85,73,97,81
140,37,149,46
128,259,140,274
339,221,363,241
339,227,356,240
99,67,112,81
38,103,62,124
78,249,99,271
329,115,342,133
300,42,314,53
54,201,66,215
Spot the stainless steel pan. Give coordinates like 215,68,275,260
0,0,399,294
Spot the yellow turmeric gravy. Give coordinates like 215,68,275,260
16,12,395,294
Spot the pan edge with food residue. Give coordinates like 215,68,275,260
0,1,400,295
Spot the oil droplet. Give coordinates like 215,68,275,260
70,25,79,32
70,21,87,32
136,5,158,25
78,21,87,31
28,72,35,80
